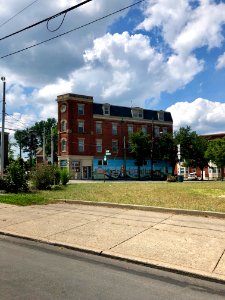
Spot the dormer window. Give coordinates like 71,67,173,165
158,111,164,121
131,108,143,119
103,104,110,115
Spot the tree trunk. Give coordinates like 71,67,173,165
138,165,141,180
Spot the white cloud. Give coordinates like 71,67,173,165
138,0,225,56
167,98,225,134
216,52,225,70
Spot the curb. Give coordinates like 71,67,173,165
56,199,225,219
1,231,225,285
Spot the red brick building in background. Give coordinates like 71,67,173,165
57,93,173,180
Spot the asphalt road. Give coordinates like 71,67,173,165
0,235,225,300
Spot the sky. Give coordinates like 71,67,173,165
1,0,225,139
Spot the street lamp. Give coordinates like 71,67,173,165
1,77,6,178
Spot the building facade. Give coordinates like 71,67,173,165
57,93,173,180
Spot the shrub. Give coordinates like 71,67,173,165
31,164,63,190
167,175,177,182
4,159,29,193
60,168,70,185
31,165,54,190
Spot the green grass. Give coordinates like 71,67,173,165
1,181,225,212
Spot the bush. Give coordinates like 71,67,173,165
4,159,29,193
167,175,177,182
60,168,70,185
31,164,63,190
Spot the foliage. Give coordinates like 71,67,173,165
4,159,29,193
129,130,150,180
60,168,70,185
174,126,198,160
158,133,177,175
31,164,60,190
205,137,225,180
166,175,177,182
14,118,58,164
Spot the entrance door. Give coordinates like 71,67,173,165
82,166,92,179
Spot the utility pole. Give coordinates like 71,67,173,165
51,126,54,164
123,136,127,179
43,126,46,163
1,77,6,178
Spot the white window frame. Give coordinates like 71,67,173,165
78,104,84,115
78,120,84,133
78,139,84,152
112,123,118,135
61,139,67,152
96,122,102,134
61,120,67,132
96,139,102,153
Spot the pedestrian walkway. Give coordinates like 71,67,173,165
0,202,225,282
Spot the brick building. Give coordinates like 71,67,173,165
57,93,173,180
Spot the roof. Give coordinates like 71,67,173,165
93,103,173,122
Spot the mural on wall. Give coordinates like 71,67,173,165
93,159,172,180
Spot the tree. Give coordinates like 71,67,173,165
205,137,225,180
158,133,177,176
174,126,197,161
14,118,58,164
189,136,209,181
129,130,150,180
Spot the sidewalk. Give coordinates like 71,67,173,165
0,202,225,282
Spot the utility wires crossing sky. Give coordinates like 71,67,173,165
0,0,145,60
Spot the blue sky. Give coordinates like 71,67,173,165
1,0,225,136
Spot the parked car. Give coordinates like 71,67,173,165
187,172,198,180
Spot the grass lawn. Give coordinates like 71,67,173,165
0,181,225,212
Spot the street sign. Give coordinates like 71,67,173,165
105,150,111,155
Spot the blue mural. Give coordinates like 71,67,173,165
93,159,172,180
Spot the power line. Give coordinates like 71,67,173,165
0,0,40,29
0,0,146,60
0,0,93,42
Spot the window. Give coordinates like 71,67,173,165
128,125,133,135
142,126,147,135
154,127,160,137
112,123,118,135
103,104,110,115
162,127,168,134
96,139,102,153
78,139,84,152
98,160,103,166
78,104,84,115
112,140,118,153
158,111,164,121
96,122,102,134
78,120,84,133
131,108,143,119
61,120,67,132
61,139,67,152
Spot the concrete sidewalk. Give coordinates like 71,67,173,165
0,202,225,282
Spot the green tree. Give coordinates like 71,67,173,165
158,133,177,176
129,130,150,180
205,137,225,180
174,126,197,161
14,129,29,158
189,136,209,181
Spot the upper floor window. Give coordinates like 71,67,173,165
154,127,160,137
162,127,168,134
78,139,84,152
78,104,84,115
128,124,133,135
112,123,118,135
103,104,110,115
112,140,118,153
61,139,67,152
96,139,102,153
142,126,147,135
96,122,102,134
78,120,84,133
61,120,67,132
158,111,164,121
131,108,143,119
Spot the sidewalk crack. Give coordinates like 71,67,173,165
212,248,225,273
